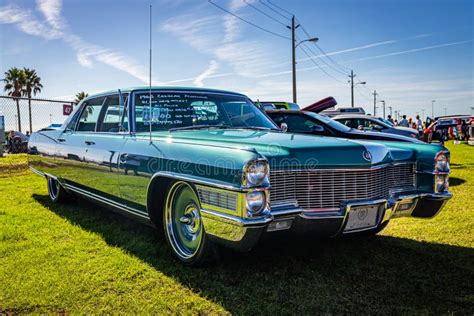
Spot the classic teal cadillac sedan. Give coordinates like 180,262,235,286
28,87,452,265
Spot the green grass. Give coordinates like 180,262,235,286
0,142,473,314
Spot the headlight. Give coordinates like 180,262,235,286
246,191,266,216
243,159,269,187
435,152,450,173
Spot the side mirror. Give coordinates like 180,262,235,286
280,123,288,133
311,125,324,133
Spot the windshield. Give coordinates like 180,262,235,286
134,91,278,132
306,112,351,132
378,117,394,126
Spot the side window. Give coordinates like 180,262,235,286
97,94,129,132
76,97,105,132
284,115,322,133
338,119,353,128
65,108,82,131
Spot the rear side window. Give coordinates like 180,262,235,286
97,94,129,132
76,97,105,132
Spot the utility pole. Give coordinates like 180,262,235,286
381,100,386,118
388,106,392,117
372,90,378,116
291,16,298,104
444,107,447,116
431,100,436,118
349,70,355,107
421,109,425,121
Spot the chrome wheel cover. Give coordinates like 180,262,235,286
165,182,203,260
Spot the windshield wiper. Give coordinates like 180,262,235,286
169,124,229,132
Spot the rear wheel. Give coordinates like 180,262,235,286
47,176,71,203
163,181,214,265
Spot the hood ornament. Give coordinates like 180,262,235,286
363,150,372,162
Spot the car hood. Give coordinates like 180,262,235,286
143,130,416,168
348,129,423,143
395,126,418,133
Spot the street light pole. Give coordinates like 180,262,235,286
372,90,378,116
349,70,355,107
379,100,386,118
291,16,297,104
348,71,365,108
290,17,318,104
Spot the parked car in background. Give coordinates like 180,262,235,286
257,101,300,110
266,110,424,143
28,87,452,265
334,114,420,139
301,96,366,117
6,131,29,153
423,115,473,143
45,123,63,130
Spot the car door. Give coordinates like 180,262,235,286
80,93,130,198
56,96,105,186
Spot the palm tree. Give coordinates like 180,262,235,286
74,91,88,104
22,68,43,133
3,67,25,132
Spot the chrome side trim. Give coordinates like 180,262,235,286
148,171,268,193
29,166,45,177
200,208,272,227
64,183,150,220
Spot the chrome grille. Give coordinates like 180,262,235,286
197,187,237,212
269,164,415,210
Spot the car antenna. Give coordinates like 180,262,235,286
148,3,153,143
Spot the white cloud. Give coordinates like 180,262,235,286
0,5,62,39
193,60,219,87
36,0,63,30
0,1,154,84
161,10,273,77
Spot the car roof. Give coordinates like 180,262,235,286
82,86,247,101
332,114,375,119
266,109,304,114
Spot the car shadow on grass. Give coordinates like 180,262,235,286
449,177,467,186
33,194,474,314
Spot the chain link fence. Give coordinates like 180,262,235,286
0,95,75,133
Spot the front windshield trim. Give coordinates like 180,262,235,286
305,112,352,132
132,90,279,133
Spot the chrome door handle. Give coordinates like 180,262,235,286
85,140,95,145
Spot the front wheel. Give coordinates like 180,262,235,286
47,176,71,203
163,181,215,265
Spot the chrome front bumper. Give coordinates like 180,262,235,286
201,192,452,251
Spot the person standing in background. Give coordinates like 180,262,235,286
387,115,394,124
399,115,409,127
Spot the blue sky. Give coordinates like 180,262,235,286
0,0,473,120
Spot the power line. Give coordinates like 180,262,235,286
297,22,351,75
259,0,291,20
243,0,288,27
298,43,346,84
208,0,290,40
297,34,349,77
266,0,294,17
